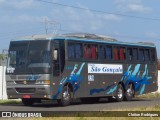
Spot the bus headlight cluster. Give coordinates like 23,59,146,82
7,81,15,85
36,80,50,85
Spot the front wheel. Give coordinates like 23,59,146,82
57,86,72,106
115,84,124,102
124,83,134,101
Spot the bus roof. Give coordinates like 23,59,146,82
13,33,155,47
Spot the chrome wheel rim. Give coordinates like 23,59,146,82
117,87,123,98
63,91,70,101
127,85,133,96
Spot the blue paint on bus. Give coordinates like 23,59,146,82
52,63,85,99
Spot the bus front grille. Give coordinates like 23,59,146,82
15,88,36,93
15,80,36,85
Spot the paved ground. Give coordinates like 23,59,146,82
0,98,160,111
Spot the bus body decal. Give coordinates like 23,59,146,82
90,64,152,96
88,64,123,74
90,84,114,95
52,63,85,99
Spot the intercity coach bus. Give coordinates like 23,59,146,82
6,33,158,106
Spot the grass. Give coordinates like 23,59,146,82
136,92,160,99
0,99,21,104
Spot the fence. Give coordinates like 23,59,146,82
0,66,7,100
158,71,160,92
0,66,160,100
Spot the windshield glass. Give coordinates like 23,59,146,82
9,42,28,68
28,50,50,68
7,40,51,74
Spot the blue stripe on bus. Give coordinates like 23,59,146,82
51,37,155,48
14,37,155,48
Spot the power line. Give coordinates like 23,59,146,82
36,0,160,21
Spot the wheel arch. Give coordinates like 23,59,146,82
63,82,74,93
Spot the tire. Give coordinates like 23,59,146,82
22,98,34,106
57,86,72,106
124,83,134,101
115,84,124,102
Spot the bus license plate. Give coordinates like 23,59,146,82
22,95,31,98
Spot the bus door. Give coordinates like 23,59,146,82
51,40,65,96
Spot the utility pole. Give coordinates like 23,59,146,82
44,18,61,35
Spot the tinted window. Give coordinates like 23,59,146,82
84,44,97,59
106,46,112,60
139,49,144,61
127,48,132,61
133,48,138,61
144,49,150,61
68,43,83,59
113,47,119,60
150,49,156,61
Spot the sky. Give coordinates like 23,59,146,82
0,0,160,58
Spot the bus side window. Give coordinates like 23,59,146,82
99,45,105,59
68,43,83,59
139,49,144,61
120,47,126,60
127,48,132,61
75,43,82,59
144,49,150,61
150,49,155,61
106,46,112,60
114,47,119,60
133,48,138,61
84,44,97,60
84,44,91,59
91,45,97,59
68,44,74,59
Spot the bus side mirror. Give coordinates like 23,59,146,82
52,50,58,60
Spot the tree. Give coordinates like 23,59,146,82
158,59,160,70
0,54,8,66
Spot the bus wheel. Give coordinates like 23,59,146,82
22,98,34,106
115,84,124,102
57,86,72,106
124,83,134,101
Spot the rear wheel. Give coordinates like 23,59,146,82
115,84,124,102
22,98,34,106
124,83,134,101
57,86,72,106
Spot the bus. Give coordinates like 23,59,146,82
6,33,158,106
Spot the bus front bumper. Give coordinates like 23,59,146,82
7,85,52,99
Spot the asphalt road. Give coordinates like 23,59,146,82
0,98,160,111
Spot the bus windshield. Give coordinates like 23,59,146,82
8,40,51,74
28,50,50,68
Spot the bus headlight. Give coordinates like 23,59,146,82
7,81,15,85
36,80,50,85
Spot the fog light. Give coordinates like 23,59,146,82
45,80,50,85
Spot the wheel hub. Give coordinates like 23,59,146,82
63,91,70,101
117,89,123,98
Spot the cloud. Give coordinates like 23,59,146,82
145,31,160,39
0,14,48,24
114,0,152,13
50,3,121,32
0,0,35,9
